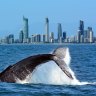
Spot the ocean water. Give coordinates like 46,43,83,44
0,44,96,96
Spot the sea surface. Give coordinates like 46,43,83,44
0,44,96,96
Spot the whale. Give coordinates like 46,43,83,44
0,47,73,83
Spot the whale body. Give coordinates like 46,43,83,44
0,48,73,83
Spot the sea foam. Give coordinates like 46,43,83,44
17,48,96,85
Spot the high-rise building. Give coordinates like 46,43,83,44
77,20,84,43
79,20,84,35
23,16,29,43
89,31,93,43
84,30,88,38
31,35,36,43
45,18,49,42
43,34,46,43
50,32,54,43
77,30,81,43
35,34,41,42
62,32,66,42
80,35,84,43
8,34,14,44
87,27,93,43
58,23,62,43
5,36,9,44
19,30,24,43
84,30,89,43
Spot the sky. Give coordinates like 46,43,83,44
0,0,96,38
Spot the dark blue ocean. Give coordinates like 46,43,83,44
0,44,96,96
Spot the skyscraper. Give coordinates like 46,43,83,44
8,34,14,44
77,20,84,43
31,35,36,43
84,30,88,43
77,29,81,43
23,16,29,43
79,20,84,35
43,34,46,43
50,32,54,43
58,23,62,43
45,18,49,42
80,35,84,43
87,27,93,43
63,32,66,40
19,30,24,43
62,32,66,42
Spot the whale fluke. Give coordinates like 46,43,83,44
0,48,73,83
53,47,73,79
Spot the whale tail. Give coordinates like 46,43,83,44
0,47,73,83
53,47,73,79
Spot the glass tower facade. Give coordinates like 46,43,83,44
45,18,49,42
58,23,62,42
79,20,84,35
23,16,29,43
19,30,24,43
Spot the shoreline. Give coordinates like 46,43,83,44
0,43,96,46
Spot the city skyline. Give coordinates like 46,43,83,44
0,16,95,38
0,0,96,38
0,16,96,39
0,17,95,44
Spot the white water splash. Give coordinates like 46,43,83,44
17,48,96,85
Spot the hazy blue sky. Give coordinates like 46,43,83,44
0,0,96,38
